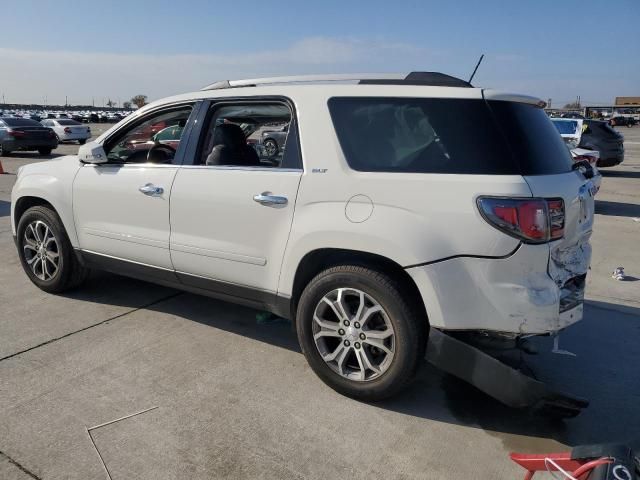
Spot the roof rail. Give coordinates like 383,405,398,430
201,72,472,90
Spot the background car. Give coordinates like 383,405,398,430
0,116,57,156
260,123,289,157
609,115,637,127
41,118,91,144
580,119,625,167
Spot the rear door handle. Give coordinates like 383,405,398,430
139,183,164,196
253,192,288,206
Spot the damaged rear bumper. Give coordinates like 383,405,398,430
406,242,591,335
426,328,589,416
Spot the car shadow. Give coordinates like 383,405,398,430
600,170,640,179
61,272,640,449
0,200,10,217
595,200,640,218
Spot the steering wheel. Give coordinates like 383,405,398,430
147,143,176,163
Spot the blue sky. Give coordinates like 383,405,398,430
1,0,638,106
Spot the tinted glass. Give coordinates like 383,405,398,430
551,119,579,135
488,101,574,175
57,119,81,126
328,97,517,174
2,117,42,127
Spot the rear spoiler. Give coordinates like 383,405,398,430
482,89,547,108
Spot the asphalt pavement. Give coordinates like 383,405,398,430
0,124,638,479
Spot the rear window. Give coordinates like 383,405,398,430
2,117,41,127
488,101,573,175
56,119,81,126
551,120,579,135
328,97,573,175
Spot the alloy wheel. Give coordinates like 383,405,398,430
312,288,395,382
22,220,60,281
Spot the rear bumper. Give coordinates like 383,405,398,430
59,133,90,141
406,243,589,335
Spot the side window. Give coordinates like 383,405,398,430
196,102,298,168
103,105,192,164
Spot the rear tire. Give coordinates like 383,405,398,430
0,143,10,156
38,148,52,156
296,265,427,401
16,206,89,293
79,139,87,145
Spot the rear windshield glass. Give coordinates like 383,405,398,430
56,119,81,126
551,120,579,135
487,101,573,175
328,97,573,175
1,117,41,127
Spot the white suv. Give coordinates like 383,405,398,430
11,72,595,400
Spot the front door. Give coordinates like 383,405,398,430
169,100,302,295
73,104,195,270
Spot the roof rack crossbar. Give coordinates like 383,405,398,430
200,72,472,91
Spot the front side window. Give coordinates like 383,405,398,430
196,102,297,168
104,105,192,164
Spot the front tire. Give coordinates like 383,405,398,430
16,206,89,293
296,265,427,401
38,148,52,156
263,139,279,157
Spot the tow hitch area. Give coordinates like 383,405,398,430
426,328,589,417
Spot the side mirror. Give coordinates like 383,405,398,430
78,141,108,164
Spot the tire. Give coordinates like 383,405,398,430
296,265,427,401
263,139,279,157
16,206,89,293
38,148,52,156
0,143,10,156
79,139,87,145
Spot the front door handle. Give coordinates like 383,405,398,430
253,192,288,206
139,183,164,196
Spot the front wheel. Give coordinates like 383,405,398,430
296,265,427,401
263,139,279,157
16,206,89,293
38,148,52,156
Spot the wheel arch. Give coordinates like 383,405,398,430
287,248,428,328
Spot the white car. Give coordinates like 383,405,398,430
551,118,602,192
40,119,91,144
11,72,596,401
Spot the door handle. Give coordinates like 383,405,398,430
139,183,164,196
253,192,288,206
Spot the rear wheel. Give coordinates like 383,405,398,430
79,139,87,145
296,265,427,401
38,148,52,156
17,206,89,293
0,143,10,156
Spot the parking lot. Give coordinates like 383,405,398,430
0,126,639,479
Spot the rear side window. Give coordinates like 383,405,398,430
488,101,573,175
328,97,517,174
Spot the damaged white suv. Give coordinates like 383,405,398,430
11,72,595,401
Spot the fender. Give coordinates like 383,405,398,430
11,156,82,246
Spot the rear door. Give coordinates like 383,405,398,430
169,99,303,296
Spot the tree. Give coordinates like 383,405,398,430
122,101,132,110
131,95,148,108
563,101,581,109
106,98,116,108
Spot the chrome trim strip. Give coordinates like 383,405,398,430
171,243,267,266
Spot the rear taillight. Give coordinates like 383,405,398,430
64,127,72,133
573,154,598,166
47,129,56,137
478,197,565,244
7,129,25,137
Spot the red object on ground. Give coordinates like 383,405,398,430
510,451,613,479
